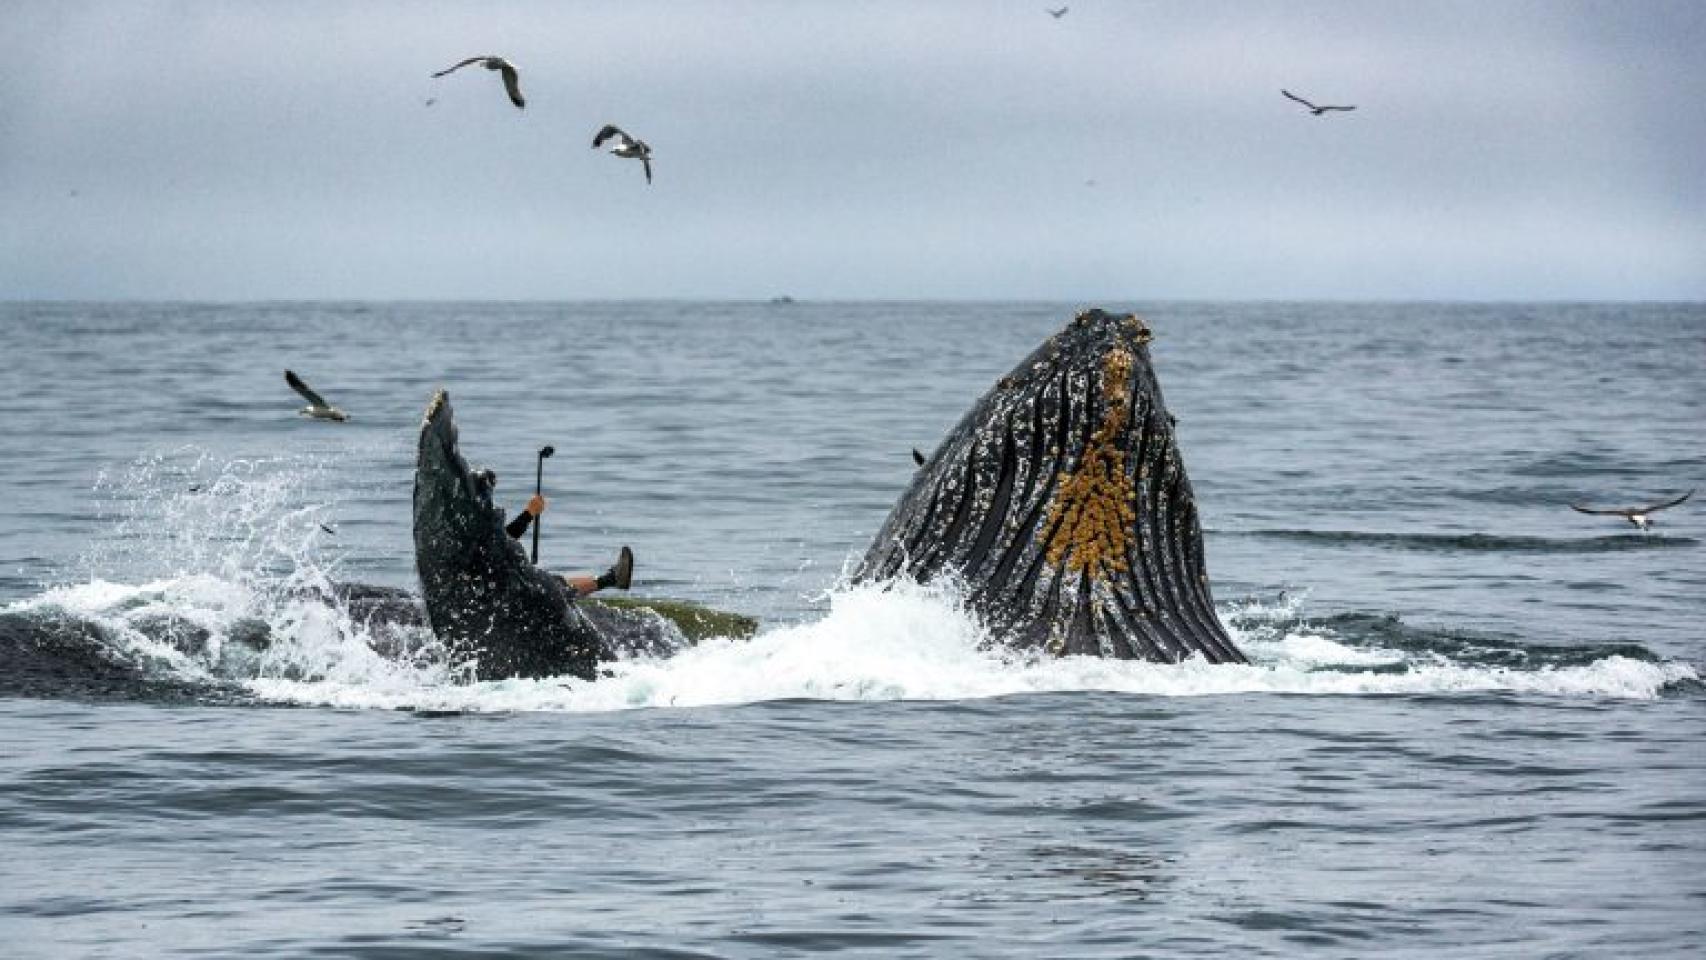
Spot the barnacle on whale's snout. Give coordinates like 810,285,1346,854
1044,346,1137,581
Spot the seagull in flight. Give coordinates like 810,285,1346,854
1282,89,1356,115
286,370,349,422
1046,6,1070,18
592,124,653,183
431,56,525,110
1570,490,1694,531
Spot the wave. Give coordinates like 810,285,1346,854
3,576,1694,711
1222,529,1695,554
4,446,1695,711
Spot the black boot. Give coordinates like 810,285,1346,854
596,546,634,591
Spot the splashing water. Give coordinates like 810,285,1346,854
9,448,444,691
50,574,1681,712
84,446,346,592
6,450,1695,712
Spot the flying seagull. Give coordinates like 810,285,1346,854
1569,490,1694,531
431,56,525,110
285,370,349,422
592,124,653,183
1282,89,1356,115
1047,6,1070,18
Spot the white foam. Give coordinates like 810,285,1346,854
21,447,1696,712
13,571,1694,712
240,579,1694,712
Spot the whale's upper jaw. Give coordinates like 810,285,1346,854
857,307,1246,665
412,388,607,682
414,389,496,574
419,389,495,512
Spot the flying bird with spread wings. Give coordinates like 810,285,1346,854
1570,490,1694,531
593,124,653,184
1282,89,1356,115
286,371,349,422
1047,6,1070,18
431,56,526,110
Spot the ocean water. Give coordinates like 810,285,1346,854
1,301,1702,958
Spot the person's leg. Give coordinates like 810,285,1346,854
559,546,634,597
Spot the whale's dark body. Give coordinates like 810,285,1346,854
414,390,609,680
857,309,1246,664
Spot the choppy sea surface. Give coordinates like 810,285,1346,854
1,301,1702,958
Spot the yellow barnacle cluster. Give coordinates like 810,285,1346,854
1123,313,1154,345
1044,347,1138,581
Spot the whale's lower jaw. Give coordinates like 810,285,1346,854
857,309,1246,665
413,389,606,681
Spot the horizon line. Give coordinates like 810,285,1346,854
6,296,1705,307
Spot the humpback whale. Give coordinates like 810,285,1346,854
857,309,1246,664
414,389,610,681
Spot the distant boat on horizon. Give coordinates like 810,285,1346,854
768,295,796,305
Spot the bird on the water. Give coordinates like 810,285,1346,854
592,124,653,183
912,448,926,467
1047,6,1070,19
431,56,525,110
1282,89,1356,115
285,371,349,421
1569,490,1694,531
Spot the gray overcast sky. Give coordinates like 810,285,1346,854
2,0,1703,300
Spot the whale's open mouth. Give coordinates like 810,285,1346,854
858,309,1246,664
